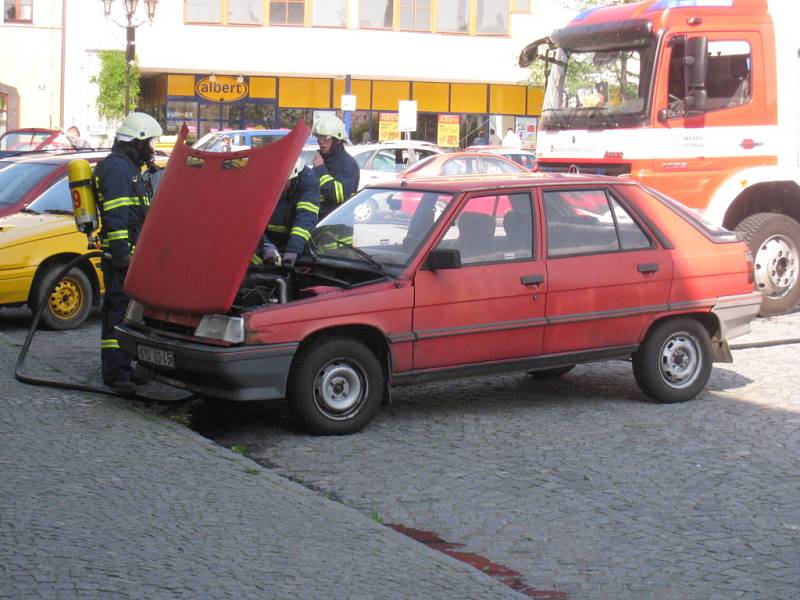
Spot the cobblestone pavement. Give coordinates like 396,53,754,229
2,307,799,599
0,310,523,600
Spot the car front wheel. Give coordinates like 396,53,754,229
30,265,92,330
632,318,712,403
287,337,383,435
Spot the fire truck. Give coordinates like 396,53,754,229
520,0,799,315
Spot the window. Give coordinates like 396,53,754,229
437,0,468,33
270,0,304,25
512,0,529,12
476,0,507,34
481,156,520,173
360,0,393,28
4,0,32,22
437,193,532,264
312,0,345,26
228,0,261,24
544,189,650,257
400,0,430,31
666,38,752,117
185,0,222,23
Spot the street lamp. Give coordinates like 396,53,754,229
101,0,159,115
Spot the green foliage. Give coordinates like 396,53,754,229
91,50,140,121
231,443,248,455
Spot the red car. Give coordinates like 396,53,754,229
399,151,529,179
0,128,73,158
116,124,761,435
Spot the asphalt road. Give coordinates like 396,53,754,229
2,306,799,599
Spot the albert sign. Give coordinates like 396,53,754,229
196,76,248,102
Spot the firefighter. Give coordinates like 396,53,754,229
94,112,163,393
311,115,360,219
261,157,321,267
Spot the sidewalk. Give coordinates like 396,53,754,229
0,326,523,599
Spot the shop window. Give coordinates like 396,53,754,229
228,0,261,24
360,0,393,28
437,0,468,33
512,0,529,12
312,0,345,26
459,113,490,147
228,103,277,129
185,0,222,23
348,111,379,144
279,108,315,129
476,0,508,34
399,0,430,31
270,0,304,25
4,0,32,22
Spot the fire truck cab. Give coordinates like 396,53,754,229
521,0,800,315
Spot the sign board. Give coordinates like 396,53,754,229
398,100,417,133
437,114,460,148
341,94,357,111
378,112,400,142
515,116,538,150
195,75,248,103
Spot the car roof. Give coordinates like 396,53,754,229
347,140,442,151
375,171,632,193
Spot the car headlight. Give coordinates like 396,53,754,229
125,299,145,325
195,314,245,344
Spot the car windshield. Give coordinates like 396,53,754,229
541,41,656,130
0,131,52,151
310,187,454,271
0,162,60,207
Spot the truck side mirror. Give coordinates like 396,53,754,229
685,37,708,113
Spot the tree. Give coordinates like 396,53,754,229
91,50,140,122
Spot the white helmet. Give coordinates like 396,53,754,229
312,115,347,141
290,157,305,179
116,112,163,142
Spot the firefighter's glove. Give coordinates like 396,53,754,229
282,252,298,268
112,254,131,271
262,243,281,266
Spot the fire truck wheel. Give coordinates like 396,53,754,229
736,212,800,316
287,337,383,435
30,265,92,330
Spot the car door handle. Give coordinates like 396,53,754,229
638,263,659,273
521,274,545,285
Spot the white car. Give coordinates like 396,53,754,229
346,141,443,189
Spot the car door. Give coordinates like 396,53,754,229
540,186,673,355
412,191,546,370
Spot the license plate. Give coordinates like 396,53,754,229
137,345,175,369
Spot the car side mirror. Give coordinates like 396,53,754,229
685,36,708,114
427,248,461,270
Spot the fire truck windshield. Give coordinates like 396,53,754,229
541,42,657,131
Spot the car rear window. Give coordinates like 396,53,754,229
0,162,60,207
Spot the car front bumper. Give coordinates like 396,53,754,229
116,323,298,401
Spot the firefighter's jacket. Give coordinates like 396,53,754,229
94,151,150,260
313,142,360,218
265,166,321,255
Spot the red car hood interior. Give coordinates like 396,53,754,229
125,121,309,314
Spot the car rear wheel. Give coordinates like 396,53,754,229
735,212,800,316
287,337,383,435
30,265,92,330
632,318,712,404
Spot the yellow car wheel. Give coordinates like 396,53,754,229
31,265,92,330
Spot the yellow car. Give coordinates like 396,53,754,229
0,153,109,329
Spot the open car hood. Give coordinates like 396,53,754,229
125,121,309,314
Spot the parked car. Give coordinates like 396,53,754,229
115,129,760,435
0,128,74,158
193,128,317,152
0,168,105,330
0,151,167,329
347,140,443,189
399,151,529,179
468,146,538,171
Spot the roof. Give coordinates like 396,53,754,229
375,171,633,193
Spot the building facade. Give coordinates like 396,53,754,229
2,0,576,148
